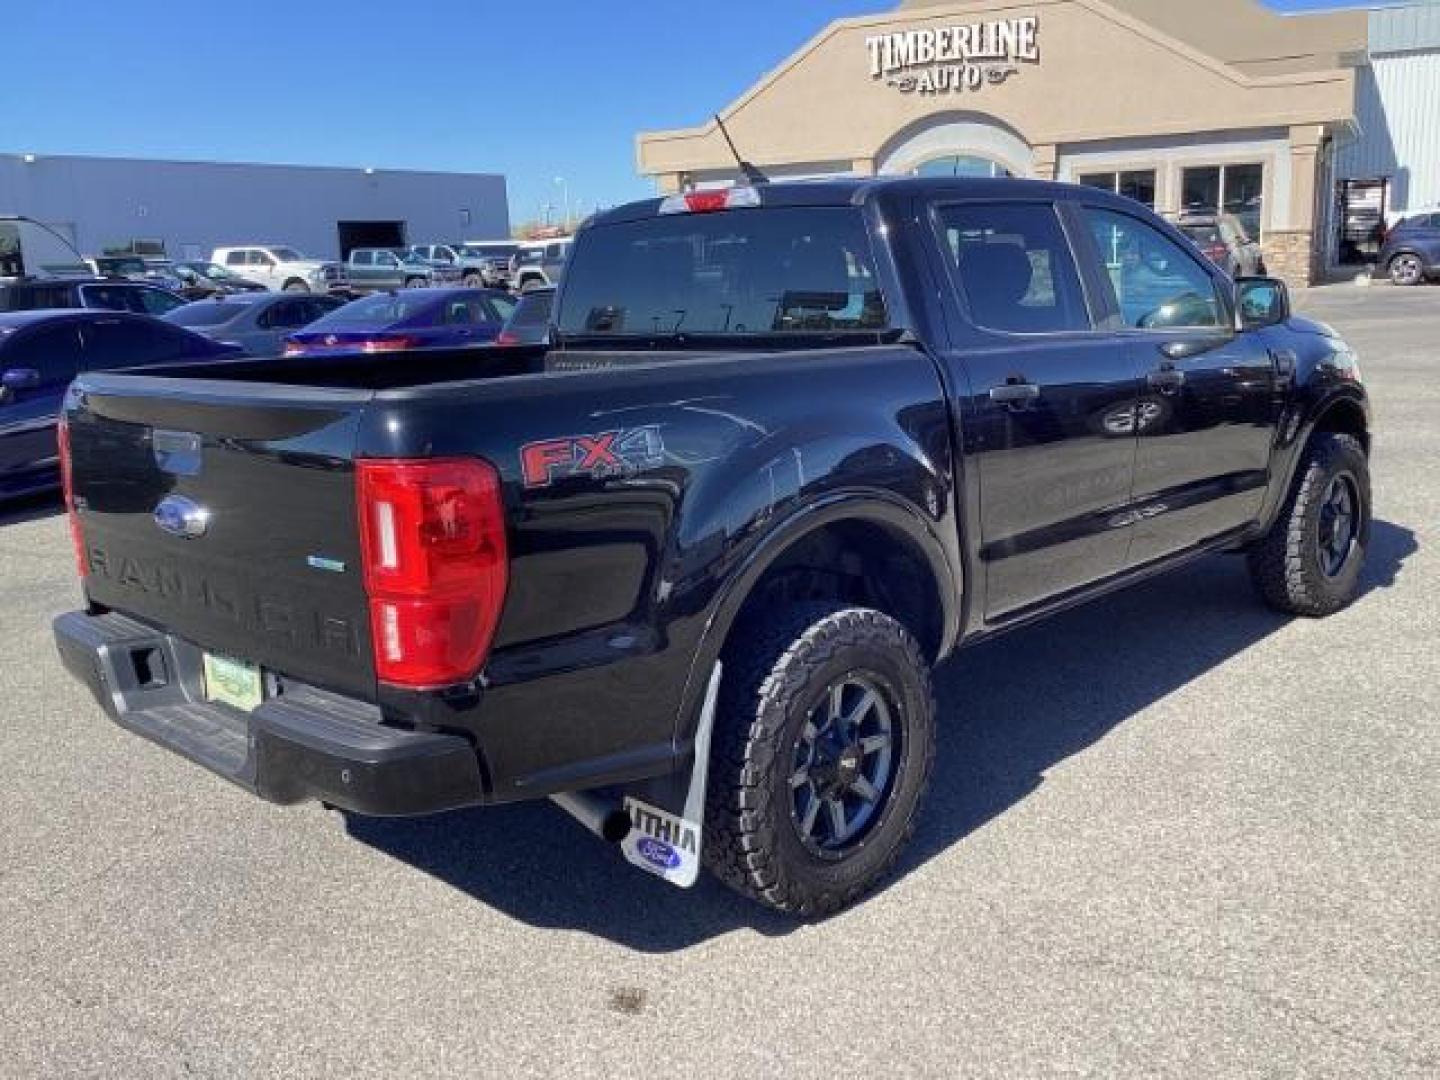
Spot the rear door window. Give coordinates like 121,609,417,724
137,288,185,316
4,323,84,385
557,207,888,338
936,202,1091,333
78,284,145,313
80,318,202,368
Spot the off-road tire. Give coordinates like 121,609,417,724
1247,432,1370,616
703,603,936,916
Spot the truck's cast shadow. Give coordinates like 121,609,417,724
0,490,62,527
345,519,1417,952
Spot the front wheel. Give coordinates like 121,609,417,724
1389,253,1425,286
704,603,935,916
462,272,482,287
282,279,310,293
403,276,427,289
1247,432,1370,616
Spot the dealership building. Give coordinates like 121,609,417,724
637,0,1440,286
0,154,510,263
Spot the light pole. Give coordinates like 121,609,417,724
554,176,570,232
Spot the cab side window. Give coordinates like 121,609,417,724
1084,208,1224,331
5,324,84,385
938,202,1090,333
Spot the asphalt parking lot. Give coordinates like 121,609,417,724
2,284,1436,1078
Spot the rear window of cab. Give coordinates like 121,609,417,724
556,207,889,337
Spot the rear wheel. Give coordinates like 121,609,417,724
1389,253,1425,286
1247,433,1370,616
704,603,936,916
282,279,309,293
404,276,427,289
462,272,482,287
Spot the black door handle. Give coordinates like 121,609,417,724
989,381,1040,406
1147,364,1186,393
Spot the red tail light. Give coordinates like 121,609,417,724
356,458,507,688
362,335,420,353
495,330,518,346
57,417,87,578
658,186,762,215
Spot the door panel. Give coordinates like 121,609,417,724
930,200,1141,618
1124,332,1276,560
0,324,81,482
1077,205,1277,564
961,337,1143,614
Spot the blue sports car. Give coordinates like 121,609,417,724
282,288,515,357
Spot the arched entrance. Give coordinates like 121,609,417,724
911,155,1013,179
876,116,1033,179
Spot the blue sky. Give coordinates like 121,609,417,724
0,0,1381,229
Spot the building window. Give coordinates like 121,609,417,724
1078,170,1157,209
1182,163,1264,239
914,155,1012,179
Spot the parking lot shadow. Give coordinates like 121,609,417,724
346,519,1416,952
0,490,62,527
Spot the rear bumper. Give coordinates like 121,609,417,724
54,610,485,816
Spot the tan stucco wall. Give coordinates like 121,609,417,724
636,0,1356,180
904,0,1367,73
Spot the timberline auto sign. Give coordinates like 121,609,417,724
867,16,1040,95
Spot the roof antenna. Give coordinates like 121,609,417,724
714,114,769,185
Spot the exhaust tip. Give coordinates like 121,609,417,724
600,811,631,844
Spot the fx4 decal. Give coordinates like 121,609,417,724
520,426,665,488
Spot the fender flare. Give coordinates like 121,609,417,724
670,489,960,749
1258,385,1371,533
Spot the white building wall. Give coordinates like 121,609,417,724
1335,49,1440,212
0,154,511,261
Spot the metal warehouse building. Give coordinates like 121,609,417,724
637,0,1440,286
0,154,510,263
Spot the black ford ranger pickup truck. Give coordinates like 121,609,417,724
54,178,1371,915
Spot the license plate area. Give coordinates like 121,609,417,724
202,652,264,713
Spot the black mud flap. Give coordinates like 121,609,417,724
614,662,722,888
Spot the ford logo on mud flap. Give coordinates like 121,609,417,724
153,495,210,539
635,837,681,870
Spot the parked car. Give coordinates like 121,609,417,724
409,244,491,287
458,241,522,288
1376,211,1440,286
211,245,346,294
510,238,572,292
0,277,187,317
92,255,186,293
1,309,241,498
495,284,553,346
165,292,345,356
344,248,456,294
1177,213,1265,278
171,261,268,297
53,177,1372,916
282,287,514,355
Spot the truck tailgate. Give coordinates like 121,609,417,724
67,375,377,698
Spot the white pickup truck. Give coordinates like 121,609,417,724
211,245,345,294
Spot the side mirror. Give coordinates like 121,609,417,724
1237,277,1290,331
0,367,40,405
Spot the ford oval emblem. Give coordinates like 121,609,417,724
153,494,210,539
635,837,681,870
